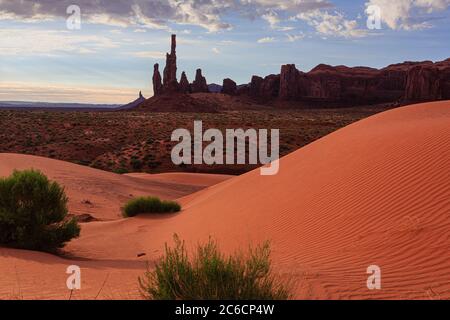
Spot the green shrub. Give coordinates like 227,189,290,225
113,167,129,174
139,235,292,300
0,169,80,252
130,158,143,170
122,196,181,217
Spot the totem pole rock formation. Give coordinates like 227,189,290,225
152,34,210,96
162,34,179,93
191,69,209,93
179,71,191,93
152,63,163,96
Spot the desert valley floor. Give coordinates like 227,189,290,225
0,101,449,299
0,104,392,175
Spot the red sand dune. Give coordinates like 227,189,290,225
0,156,230,221
0,101,449,299
125,172,231,188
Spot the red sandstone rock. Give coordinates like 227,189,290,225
260,75,280,98
191,69,209,93
162,34,179,93
280,64,301,100
405,60,450,101
273,60,449,104
222,78,237,95
150,34,449,106
249,76,263,97
179,72,191,94
152,63,163,96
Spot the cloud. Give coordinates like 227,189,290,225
262,10,297,31
0,28,119,56
0,0,331,33
277,26,295,31
262,10,280,29
0,0,231,32
257,37,276,43
296,10,369,38
286,33,305,42
212,47,221,54
128,51,166,59
365,0,450,30
2,0,445,36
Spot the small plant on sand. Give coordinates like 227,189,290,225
139,235,292,300
0,169,80,252
122,196,181,217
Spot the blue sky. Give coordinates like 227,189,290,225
0,0,449,104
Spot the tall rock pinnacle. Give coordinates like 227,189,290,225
152,63,163,96
162,34,179,93
191,69,209,93
179,71,191,93
170,34,176,55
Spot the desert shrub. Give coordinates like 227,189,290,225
0,169,80,252
113,167,129,174
130,158,143,170
139,235,292,300
122,196,181,217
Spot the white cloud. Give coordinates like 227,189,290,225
1,0,445,36
128,51,165,59
0,28,119,56
0,0,330,33
277,26,295,31
130,4,171,31
257,37,276,43
365,0,450,30
86,13,130,28
286,33,305,42
262,10,280,29
0,10,54,23
297,10,369,38
212,47,221,54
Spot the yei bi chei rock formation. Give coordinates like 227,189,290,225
153,34,210,96
152,34,450,106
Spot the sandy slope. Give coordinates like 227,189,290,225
0,155,230,221
1,101,449,299
125,172,232,188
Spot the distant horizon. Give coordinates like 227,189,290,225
1,0,449,104
0,99,122,106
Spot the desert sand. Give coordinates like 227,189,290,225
0,101,449,299
125,172,231,188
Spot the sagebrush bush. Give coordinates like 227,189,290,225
0,169,80,252
139,235,292,300
122,196,181,217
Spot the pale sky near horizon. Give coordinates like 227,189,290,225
0,0,449,104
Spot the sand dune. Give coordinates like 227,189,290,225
1,101,449,299
0,155,230,221
125,172,232,188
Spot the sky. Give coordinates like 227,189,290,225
0,0,449,104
